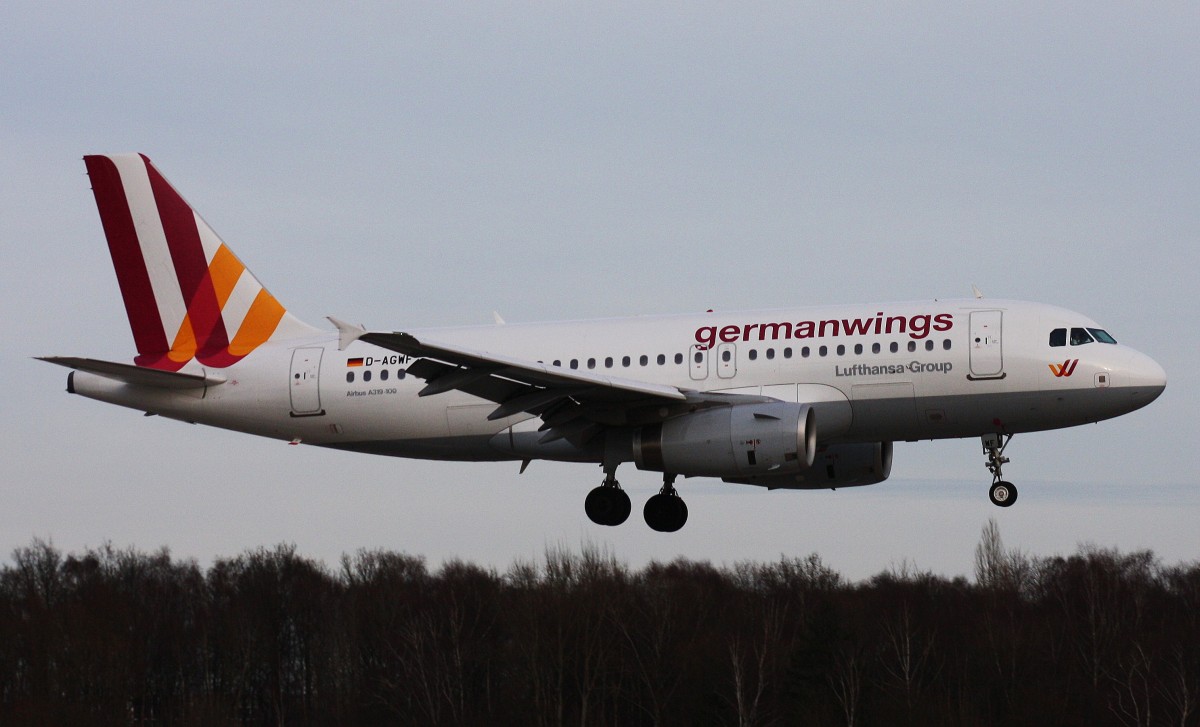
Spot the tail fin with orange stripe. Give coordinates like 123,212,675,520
84,154,318,370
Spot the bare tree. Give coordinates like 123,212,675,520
974,518,1031,593
1106,641,1155,727
1157,645,1196,727
828,642,863,727
878,600,937,713
726,600,789,727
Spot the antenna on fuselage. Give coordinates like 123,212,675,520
972,284,984,299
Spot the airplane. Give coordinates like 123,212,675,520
41,154,1167,532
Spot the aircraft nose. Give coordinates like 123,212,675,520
1125,350,1167,401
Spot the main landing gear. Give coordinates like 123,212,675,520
982,433,1018,507
644,474,688,533
584,469,689,531
584,470,631,526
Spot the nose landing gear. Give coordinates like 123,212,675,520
982,433,1018,507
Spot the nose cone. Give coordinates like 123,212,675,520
1124,349,1167,404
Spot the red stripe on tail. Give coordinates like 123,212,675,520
142,157,231,358
83,155,170,358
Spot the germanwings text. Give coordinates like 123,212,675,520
695,312,954,349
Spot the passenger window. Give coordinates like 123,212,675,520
570,359,579,369
553,359,561,367
766,348,775,360
622,356,630,367
872,342,881,354
819,346,828,357
1049,328,1066,347
346,372,355,383
694,351,703,364
890,342,899,353
397,369,406,379
587,358,596,369
908,341,917,353
721,350,731,362
674,353,683,365
363,370,372,382
1088,328,1117,344
1070,328,1094,346
639,355,648,366
604,357,613,368
802,347,810,358
380,369,389,381
925,340,934,351
853,344,863,355
657,354,666,365
749,350,758,361
942,339,951,350
784,347,792,358
836,345,845,356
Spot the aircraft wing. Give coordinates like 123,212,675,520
348,326,770,445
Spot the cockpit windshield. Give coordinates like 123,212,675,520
1049,327,1118,347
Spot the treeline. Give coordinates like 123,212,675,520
1,522,1196,726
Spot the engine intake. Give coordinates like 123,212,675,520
634,402,815,478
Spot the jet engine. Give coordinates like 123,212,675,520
633,402,815,478
723,441,893,489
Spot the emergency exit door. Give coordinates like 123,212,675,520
968,310,1004,379
289,348,325,416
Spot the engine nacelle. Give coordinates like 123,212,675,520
723,441,893,490
633,402,816,478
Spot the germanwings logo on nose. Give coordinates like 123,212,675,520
1049,359,1080,377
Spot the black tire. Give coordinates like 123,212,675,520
585,486,622,526
611,488,632,526
644,494,688,532
664,496,688,532
989,481,1018,507
643,494,670,531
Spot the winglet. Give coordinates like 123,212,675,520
327,316,367,351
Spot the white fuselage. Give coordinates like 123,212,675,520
69,298,1166,468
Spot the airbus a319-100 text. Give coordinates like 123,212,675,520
41,154,1167,532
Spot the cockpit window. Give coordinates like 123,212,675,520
1070,327,1094,345
1049,328,1066,347
1088,328,1117,344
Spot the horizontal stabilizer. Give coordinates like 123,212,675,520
37,357,226,389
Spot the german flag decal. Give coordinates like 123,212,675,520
347,357,365,367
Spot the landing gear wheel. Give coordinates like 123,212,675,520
644,494,688,532
644,475,688,533
989,480,1017,507
585,485,631,526
981,433,1019,507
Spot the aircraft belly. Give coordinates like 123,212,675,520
321,435,508,461
844,386,1152,440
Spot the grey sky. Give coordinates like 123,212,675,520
3,4,1196,580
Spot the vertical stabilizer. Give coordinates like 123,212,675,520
84,154,317,370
